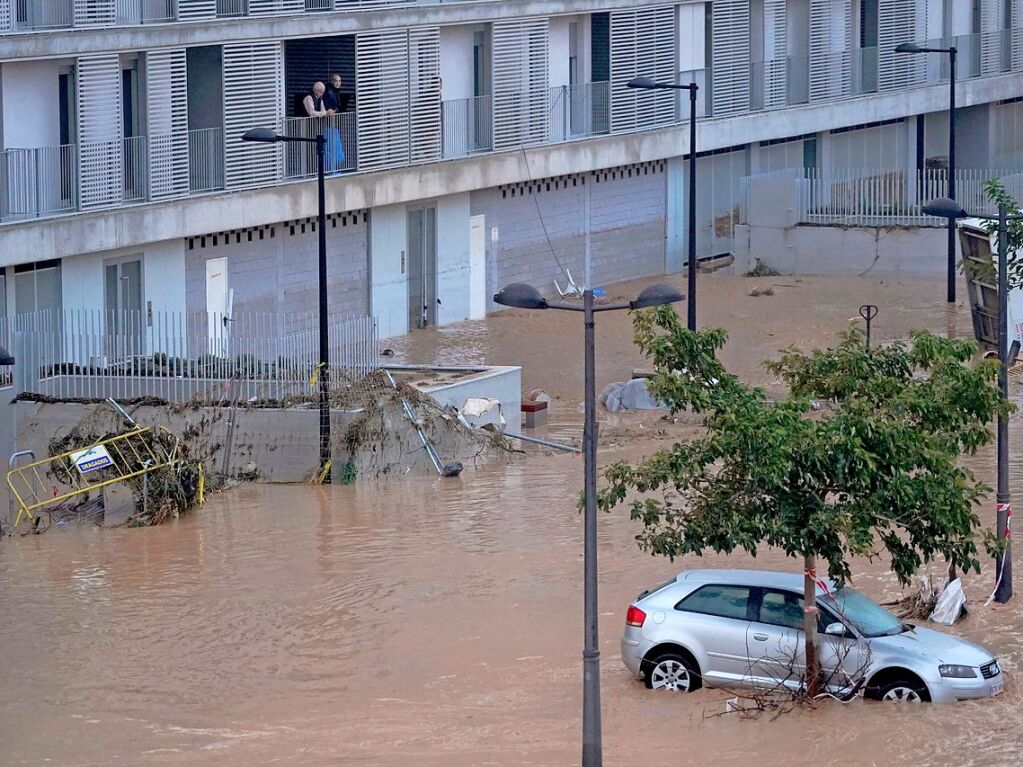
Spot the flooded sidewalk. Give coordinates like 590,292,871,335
2,276,1022,766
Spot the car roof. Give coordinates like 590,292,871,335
675,568,836,594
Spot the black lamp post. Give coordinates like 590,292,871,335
627,76,699,331
923,196,1021,603
494,281,685,767
243,127,331,482
896,42,958,304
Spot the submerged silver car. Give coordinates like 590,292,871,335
621,569,1003,703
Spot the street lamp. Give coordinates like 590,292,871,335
494,281,685,767
923,196,1020,603
627,76,699,331
243,127,332,483
896,42,958,303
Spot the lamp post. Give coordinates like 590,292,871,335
896,42,958,304
494,281,685,766
923,196,1022,603
627,76,699,331
243,127,331,483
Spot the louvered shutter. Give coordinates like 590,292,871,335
74,0,115,25
979,0,1002,75
0,1,10,31
491,18,549,150
222,42,283,189
609,6,675,132
809,0,851,101
356,30,410,171
176,0,216,20
409,28,442,164
712,0,751,117
147,49,189,200
249,0,304,15
1014,0,1023,71
77,54,122,210
877,0,926,90
762,0,787,108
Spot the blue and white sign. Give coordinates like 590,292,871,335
71,445,115,474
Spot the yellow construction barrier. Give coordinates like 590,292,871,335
6,427,178,528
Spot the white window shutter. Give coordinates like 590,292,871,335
609,6,675,132
222,42,283,189
176,0,217,20
712,0,751,117
1014,0,1023,72
409,27,442,165
77,54,122,210
877,0,926,90
809,0,851,101
492,18,550,150
249,0,304,15
762,0,788,108
146,49,189,201
0,1,10,31
74,0,115,26
979,0,1002,75
356,30,411,171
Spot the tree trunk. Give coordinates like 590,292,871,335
803,554,821,699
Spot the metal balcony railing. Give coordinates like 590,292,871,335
115,0,175,23
548,82,609,142
122,136,149,203
217,0,248,17
282,112,357,179
0,144,78,222
441,95,493,158
188,128,225,193
13,0,73,30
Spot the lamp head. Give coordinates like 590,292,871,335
493,283,548,310
922,197,968,219
895,42,922,54
627,76,660,90
630,283,686,310
241,127,281,143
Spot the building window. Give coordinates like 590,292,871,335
14,260,62,315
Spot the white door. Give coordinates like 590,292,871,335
205,258,228,356
468,214,487,319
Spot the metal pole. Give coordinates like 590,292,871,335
582,288,602,766
995,202,1013,602
687,85,698,332
946,47,957,304
316,133,331,483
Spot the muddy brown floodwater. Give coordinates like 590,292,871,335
3,276,1023,766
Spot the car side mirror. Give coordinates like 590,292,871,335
824,622,848,637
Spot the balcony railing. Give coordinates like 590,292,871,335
122,136,149,203
442,95,493,159
674,69,711,119
217,0,248,18
304,0,334,10
548,82,609,143
0,144,78,221
13,0,73,30
188,128,225,193
282,112,357,179
115,0,175,23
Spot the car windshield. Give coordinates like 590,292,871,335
821,587,906,638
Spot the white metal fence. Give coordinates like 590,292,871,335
188,127,225,192
282,112,357,179
0,145,78,220
441,95,493,158
548,82,609,142
10,309,379,404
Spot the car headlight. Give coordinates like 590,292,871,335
939,664,978,678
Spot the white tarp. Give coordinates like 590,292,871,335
600,379,666,412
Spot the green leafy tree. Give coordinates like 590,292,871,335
599,307,1007,697
982,179,1023,287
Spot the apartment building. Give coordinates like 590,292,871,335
1,0,1022,341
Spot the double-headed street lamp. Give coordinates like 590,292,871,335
627,76,699,331
896,42,958,304
494,281,685,767
243,127,332,483
923,196,1019,603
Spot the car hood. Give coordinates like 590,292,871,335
869,624,994,666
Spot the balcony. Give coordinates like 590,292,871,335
13,0,73,30
115,0,175,24
188,128,225,193
548,82,609,143
442,96,493,158
282,113,357,179
0,145,78,221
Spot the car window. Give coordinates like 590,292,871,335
759,589,804,629
676,584,752,621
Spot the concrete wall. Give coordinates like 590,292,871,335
183,211,368,317
439,24,476,102
1,59,64,148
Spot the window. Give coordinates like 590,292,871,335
14,260,62,315
676,584,752,621
759,589,805,629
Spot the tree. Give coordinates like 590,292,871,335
982,179,1023,287
599,307,1007,697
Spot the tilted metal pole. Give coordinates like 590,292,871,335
995,202,1013,602
582,288,602,766
946,47,957,304
316,133,332,483
687,85,698,332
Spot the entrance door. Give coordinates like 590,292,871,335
105,258,144,359
407,205,437,330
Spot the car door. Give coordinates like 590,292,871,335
817,603,870,696
746,588,805,692
673,584,755,687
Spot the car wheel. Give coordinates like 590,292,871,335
644,651,701,693
877,679,929,703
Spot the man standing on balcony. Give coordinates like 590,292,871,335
322,75,348,174
325,74,351,114
303,82,331,118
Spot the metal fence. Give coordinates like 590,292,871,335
115,0,176,23
122,136,149,203
13,0,73,29
282,112,357,179
188,127,225,193
0,145,78,222
548,82,609,143
442,95,493,158
10,308,379,404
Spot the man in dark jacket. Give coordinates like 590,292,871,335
325,73,351,113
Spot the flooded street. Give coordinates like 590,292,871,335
3,276,1023,765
